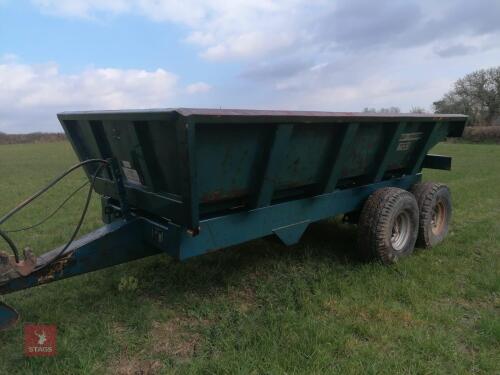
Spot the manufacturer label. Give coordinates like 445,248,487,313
400,132,423,142
121,161,142,186
397,142,411,151
397,132,423,151
122,160,132,168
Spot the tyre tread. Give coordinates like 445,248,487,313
358,188,417,264
411,182,451,248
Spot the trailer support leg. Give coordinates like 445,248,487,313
0,302,18,331
273,220,310,246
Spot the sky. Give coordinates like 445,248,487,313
1,0,499,133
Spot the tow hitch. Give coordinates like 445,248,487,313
0,249,37,283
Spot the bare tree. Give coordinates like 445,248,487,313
363,107,401,114
409,106,427,114
379,107,401,114
433,67,500,126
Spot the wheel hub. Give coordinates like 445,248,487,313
391,211,411,251
431,200,446,235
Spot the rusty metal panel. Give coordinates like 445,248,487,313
58,109,467,230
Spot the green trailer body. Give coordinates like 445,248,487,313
58,109,466,232
0,108,467,330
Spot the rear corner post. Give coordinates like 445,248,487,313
371,121,407,183
320,122,359,194
175,117,200,234
409,121,444,175
251,123,294,208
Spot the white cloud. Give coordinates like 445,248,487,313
283,76,452,112
0,57,179,132
201,31,296,60
33,0,131,18
185,82,211,94
8,0,500,132
31,0,500,62
32,0,309,60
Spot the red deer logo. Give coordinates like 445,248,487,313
24,324,57,357
35,330,47,345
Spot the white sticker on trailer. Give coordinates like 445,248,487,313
121,160,132,169
397,132,423,151
400,132,423,142
397,141,411,151
121,165,142,186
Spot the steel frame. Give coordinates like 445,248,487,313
0,172,421,296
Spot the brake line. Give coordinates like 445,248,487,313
0,229,20,263
35,163,107,271
0,159,108,226
0,159,109,264
3,181,89,234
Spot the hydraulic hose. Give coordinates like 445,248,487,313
3,181,89,234
0,159,109,264
0,229,20,263
35,163,107,270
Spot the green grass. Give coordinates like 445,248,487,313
0,141,499,374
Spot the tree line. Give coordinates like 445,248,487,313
433,67,499,126
364,66,500,126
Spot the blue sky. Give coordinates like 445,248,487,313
1,0,500,132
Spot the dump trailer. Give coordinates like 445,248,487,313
0,109,467,329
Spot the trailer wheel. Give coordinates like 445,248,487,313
411,182,451,248
358,188,419,264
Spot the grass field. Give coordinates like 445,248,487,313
0,141,499,374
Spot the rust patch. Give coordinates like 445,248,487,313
0,249,37,283
37,253,73,285
186,227,200,237
202,190,223,202
201,189,248,203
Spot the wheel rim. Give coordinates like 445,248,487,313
391,211,411,251
431,200,446,235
